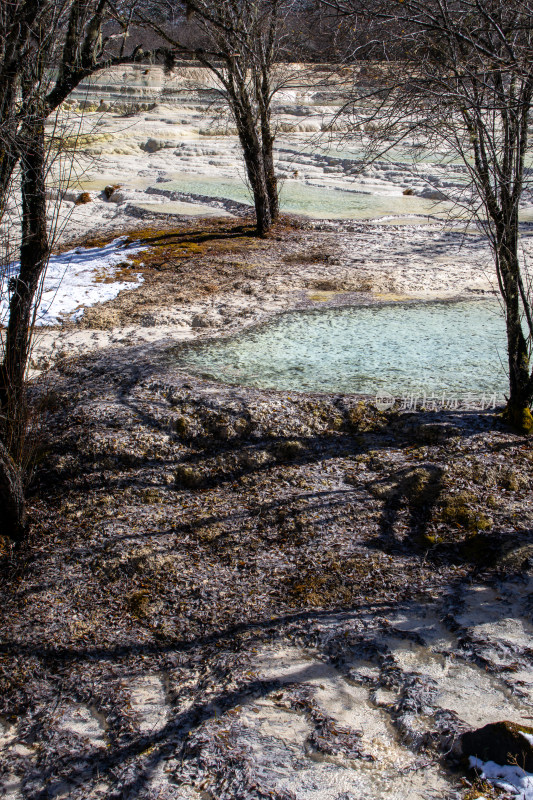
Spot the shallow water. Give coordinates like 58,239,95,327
157,173,453,220
68,65,533,224
176,299,508,401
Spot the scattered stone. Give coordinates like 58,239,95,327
191,312,221,328
140,313,157,327
141,138,175,153
393,415,461,443
104,184,121,200
107,190,126,204
498,543,533,572
419,187,448,200
75,192,92,205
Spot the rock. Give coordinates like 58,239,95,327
74,192,92,205
461,721,533,771
104,184,121,200
108,191,126,204
142,138,174,153
392,415,460,443
418,187,447,201
403,188,414,196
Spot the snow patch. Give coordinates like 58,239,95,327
470,756,533,800
1,238,146,326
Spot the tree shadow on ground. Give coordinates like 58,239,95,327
3,343,531,798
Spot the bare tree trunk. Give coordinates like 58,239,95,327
241,141,272,237
0,115,48,450
261,116,279,223
233,99,273,236
0,76,20,219
150,1,284,237
0,147,18,216
0,441,26,542
256,68,279,223
498,239,533,430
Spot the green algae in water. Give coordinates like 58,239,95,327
177,299,509,399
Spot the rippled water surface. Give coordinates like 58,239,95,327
176,299,508,399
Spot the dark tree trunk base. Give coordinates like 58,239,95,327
501,403,533,434
0,442,27,542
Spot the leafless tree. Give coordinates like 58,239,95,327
327,0,533,432
142,0,298,237
0,0,147,542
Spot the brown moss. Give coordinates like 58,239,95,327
141,488,163,505
286,555,379,607
284,247,337,265
498,468,527,492
463,779,499,800
274,440,305,460
93,262,139,284
309,292,337,302
127,240,206,272
406,468,440,506
126,589,151,618
346,402,387,433
486,494,499,509
172,415,190,437
438,491,492,532
0,536,11,561
175,464,205,489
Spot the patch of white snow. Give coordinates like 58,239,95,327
470,757,533,800
1,238,146,326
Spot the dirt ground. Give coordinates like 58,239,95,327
1,220,532,800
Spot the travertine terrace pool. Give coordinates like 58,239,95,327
176,299,508,402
